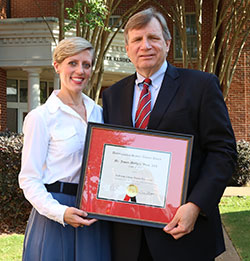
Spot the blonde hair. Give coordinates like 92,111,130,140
124,8,172,44
53,37,95,65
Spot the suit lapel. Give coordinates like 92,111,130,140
148,64,180,129
120,74,136,127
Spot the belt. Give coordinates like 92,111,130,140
45,181,78,196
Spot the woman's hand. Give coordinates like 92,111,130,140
64,207,97,228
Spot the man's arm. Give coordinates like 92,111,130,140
163,73,236,239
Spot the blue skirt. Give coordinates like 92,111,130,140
22,192,112,261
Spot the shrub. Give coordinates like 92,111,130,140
0,131,31,234
228,140,250,186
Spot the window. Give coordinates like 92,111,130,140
6,79,54,132
40,81,54,104
6,0,11,18
108,16,122,28
7,79,18,102
7,79,53,104
20,80,28,103
49,82,54,96
40,81,47,104
7,108,18,132
174,14,197,60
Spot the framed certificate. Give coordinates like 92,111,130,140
76,122,193,228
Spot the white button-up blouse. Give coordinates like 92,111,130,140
19,91,103,225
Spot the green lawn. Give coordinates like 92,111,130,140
0,196,250,261
219,196,250,261
0,234,24,261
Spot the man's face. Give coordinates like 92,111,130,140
126,17,171,78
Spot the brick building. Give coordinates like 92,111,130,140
0,0,249,141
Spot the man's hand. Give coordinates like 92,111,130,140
64,207,97,228
163,202,200,240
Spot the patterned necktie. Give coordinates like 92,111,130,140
135,78,152,129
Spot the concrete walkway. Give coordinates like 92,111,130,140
216,226,241,261
215,186,250,261
223,186,250,197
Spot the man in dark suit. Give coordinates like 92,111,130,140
102,7,237,261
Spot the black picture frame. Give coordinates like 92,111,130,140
76,122,193,228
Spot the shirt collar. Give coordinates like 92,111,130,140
136,61,168,89
46,90,61,114
46,90,96,120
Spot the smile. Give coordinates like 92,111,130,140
71,77,84,83
139,54,154,58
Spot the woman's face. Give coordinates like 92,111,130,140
54,49,93,94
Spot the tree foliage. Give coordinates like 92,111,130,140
58,0,249,101
62,0,150,102
152,0,249,99
65,0,109,33
0,132,31,234
229,140,250,186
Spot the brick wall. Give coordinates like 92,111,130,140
226,47,250,141
11,0,59,18
3,0,250,141
0,68,7,131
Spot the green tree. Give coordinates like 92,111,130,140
152,0,249,99
63,0,150,102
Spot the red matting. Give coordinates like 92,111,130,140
77,123,193,228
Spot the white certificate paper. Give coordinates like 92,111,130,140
97,144,171,208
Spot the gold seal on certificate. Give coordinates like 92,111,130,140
126,184,138,197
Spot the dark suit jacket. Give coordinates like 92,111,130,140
102,63,237,261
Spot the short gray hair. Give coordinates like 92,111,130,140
124,8,172,44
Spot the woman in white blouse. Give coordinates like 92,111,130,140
19,37,111,261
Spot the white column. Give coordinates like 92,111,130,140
23,68,42,111
54,72,60,90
